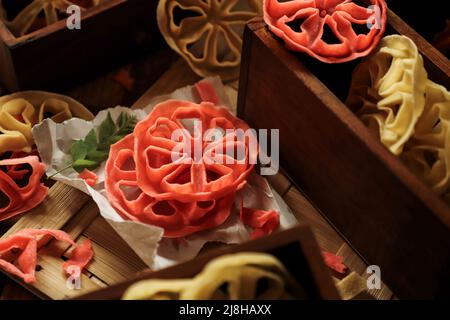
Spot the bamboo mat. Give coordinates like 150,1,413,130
0,58,393,300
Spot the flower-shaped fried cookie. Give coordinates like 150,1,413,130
347,34,450,202
346,35,428,155
122,253,305,300
402,81,450,202
157,0,262,80
0,156,48,221
0,91,93,154
105,100,257,238
263,0,387,63
133,100,255,203
105,134,235,238
0,228,93,283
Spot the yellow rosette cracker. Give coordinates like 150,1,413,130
123,253,306,300
346,35,428,156
402,81,450,202
347,34,450,202
157,0,262,81
0,91,93,154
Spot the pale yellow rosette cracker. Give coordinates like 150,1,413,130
0,91,93,154
123,252,306,300
346,35,428,156
402,81,450,202
347,34,450,203
157,0,262,81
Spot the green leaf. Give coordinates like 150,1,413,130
117,112,126,128
84,129,97,152
66,112,138,174
70,140,88,161
86,150,109,163
73,159,99,173
98,112,115,144
116,115,137,136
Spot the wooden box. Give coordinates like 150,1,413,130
0,0,162,92
74,225,340,300
237,14,450,299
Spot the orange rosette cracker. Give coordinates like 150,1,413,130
134,100,255,202
263,0,387,63
106,100,258,238
0,156,48,221
105,135,235,238
0,228,93,284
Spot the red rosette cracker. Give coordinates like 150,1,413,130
105,133,236,238
133,100,256,202
105,100,258,238
263,0,387,63
0,155,48,222
0,228,93,284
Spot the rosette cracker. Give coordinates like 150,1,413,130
347,34,450,202
0,228,93,283
0,91,93,154
402,81,450,202
263,0,387,63
157,0,262,80
346,35,428,156
0,0,103,36
123,253,305,300
105,99,256,238
0,156,48,221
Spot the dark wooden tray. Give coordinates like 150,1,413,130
237,13,450,299
73,225,341,300
0,0,162,92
